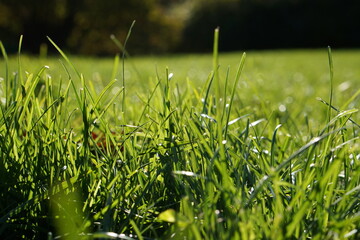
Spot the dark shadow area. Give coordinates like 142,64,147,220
0,0,359,55
180,0,360,52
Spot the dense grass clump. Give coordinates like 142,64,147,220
0,35,359,239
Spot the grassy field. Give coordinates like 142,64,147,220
0,37,360,239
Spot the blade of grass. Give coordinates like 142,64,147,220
317,97,360,128
18,65,49,123
245,127,345,207
0,41,9,107
327,46,334,126
47,37,82,79
223,53,246,139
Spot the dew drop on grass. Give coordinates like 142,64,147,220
168,72,174,80
279,104,287,112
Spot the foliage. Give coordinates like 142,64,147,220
0,0,184,55
0,35,360,239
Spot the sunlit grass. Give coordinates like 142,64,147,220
0,35,359,239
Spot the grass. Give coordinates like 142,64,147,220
0,34,360,239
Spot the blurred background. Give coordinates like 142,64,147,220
0,0,359,55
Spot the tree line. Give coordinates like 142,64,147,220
0,0,359,55
0,0,184,55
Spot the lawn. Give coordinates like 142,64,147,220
0,38,360,239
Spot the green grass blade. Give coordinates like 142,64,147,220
47,37,82,79
327,46,334,125
224,52,246,139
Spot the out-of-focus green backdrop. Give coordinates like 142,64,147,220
0,0,359,55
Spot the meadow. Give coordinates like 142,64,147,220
0,36,360,239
